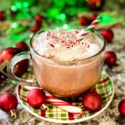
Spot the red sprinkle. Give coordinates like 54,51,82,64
87,45,90,48
75,31,79,34
81,42,84,45
76,40,80,44
66,43,71,48
62,40,65,43
49,44,54,48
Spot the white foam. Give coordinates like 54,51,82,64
32,29,101,61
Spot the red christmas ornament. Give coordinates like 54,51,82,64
104,51,117,66
86,0,105,11
35,15,44,24
0,93,18,112
118,99,125,116
27,89,46,109
78,17,90,26
0,47,29,77
0,93,18,118
82,91,102,111
0,11,5,21
101,29,114,42
15,59,29,77
16,41,29,51
0,47,20,65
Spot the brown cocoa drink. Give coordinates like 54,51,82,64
30,29,105,97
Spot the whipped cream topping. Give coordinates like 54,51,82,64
32,29,101,61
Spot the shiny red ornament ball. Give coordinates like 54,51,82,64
118,99,125,116
78,17,90,26
0,47,20,65
0,47,29,77
86,0,105,11
101,29,114,42
0,93,18,112
82,91,102,111
35,15,44,24
16,41,29,51
31,24,40,33
104,51,117,66
27,89,46,108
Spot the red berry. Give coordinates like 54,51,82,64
16,41,29,51
86,0,105,11
31,24,40,33
35,15,44,24
0,11,5,21
78,17,90,26
15,59,29,77
82,91,102,111
27,89,46,108
0,93,18,112
118,99,125,116
0,47,20,65
104,51,117,66
101,29,114,42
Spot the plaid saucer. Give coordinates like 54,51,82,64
17,71,114,123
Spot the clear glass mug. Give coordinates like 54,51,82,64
7,29,106,97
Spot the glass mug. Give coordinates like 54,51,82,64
7,29,106,97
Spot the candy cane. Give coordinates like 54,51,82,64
45,92,82,116
78,16,101,38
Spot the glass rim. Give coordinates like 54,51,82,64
30,29,106,65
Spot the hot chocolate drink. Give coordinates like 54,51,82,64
30,29,105,97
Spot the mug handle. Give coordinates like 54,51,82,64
7,51,36,86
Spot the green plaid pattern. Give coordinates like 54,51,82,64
18,71,113,121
